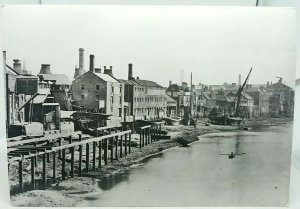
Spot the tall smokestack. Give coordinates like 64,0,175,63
238,74,241,86
39,64,52,74
13,59,22,74
128,63,133,80
89,54,95,72
79,48,84,70
169,80,172,86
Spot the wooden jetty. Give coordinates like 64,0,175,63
8,122,165,194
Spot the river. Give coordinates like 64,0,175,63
80,121,293,207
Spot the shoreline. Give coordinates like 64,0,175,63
9,117,293,207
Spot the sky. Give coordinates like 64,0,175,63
1,5,296,87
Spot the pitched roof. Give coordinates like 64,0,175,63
39,74,72,85
134,79,163,88
215,95,233,102
94,72,119,83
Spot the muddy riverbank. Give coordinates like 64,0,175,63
10,117,293,207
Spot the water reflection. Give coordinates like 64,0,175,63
81,121,293,207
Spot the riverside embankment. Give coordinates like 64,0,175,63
10,117,293,207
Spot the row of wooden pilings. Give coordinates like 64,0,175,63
11,122,164,194
13,130,132,193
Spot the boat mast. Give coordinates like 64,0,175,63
235,68,252,117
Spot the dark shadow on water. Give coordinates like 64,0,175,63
98,152,165,191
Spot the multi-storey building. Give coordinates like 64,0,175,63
72,55,125,125
121,63,168,121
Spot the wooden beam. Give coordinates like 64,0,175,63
62,149,66,180
86,143,90,173
7,131,82,148
19,159,23,192
104,139,108,165
42,153,47,186
98,141,102,168
78,145,82,177
70,147,74,178
31,156,35,189
92,141,96,171
115,136,118,160
52,151,56,183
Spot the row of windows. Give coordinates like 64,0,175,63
134,107,166,114
81,84,122,93
135,96,167,103
80,95,122,104
135,87,146,92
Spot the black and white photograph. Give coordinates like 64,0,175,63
1,5,296,207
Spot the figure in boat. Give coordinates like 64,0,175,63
220,151,246,159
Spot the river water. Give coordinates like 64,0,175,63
80,121,293,207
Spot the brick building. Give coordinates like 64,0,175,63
72,55,125,125
121,63,168,121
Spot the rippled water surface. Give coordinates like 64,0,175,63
81,122,293,207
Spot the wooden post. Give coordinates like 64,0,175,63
143,129,145,147
70,147,75,178
104,139,108,165
62,149,66,180
120,135,123,157
129,133,132,154
148,128,150,144
115,136,118,160
42,153,47,186
52,151,56,183
69,135,73,153
159,124,162,139
110,137,114,162
46,141,50,163
93,141,96,171
19,158,23,192
124,134,128,156
139,131,142,148
86,143,90,173
58,138,62,158
79,145,82,177
144,129,147,146
98,141,102,168
78,134,82,177
31,156,35,189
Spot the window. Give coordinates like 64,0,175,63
120,86,122,93
111,96,114,104
111,86,114,93
119,96,122,104
81,95,84,100
96,95,100,101
96,85,100,90
81,84,85,90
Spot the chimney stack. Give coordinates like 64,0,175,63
39,64,52,74
238,74,241,86
79,48,84,70
128,63,133,80
169,80,172,86
89,54,95,72
13,59,22,74
104,65,113,76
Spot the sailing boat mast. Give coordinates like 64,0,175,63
235,68,252,117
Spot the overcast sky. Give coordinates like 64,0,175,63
1,5,296,87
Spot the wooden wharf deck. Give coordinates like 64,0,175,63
8,122,165,194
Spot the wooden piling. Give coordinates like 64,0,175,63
46,141,50,163
110,137,114,162
139,131,142,148
104,139,108,165
86,143,90,173
62,149,66,180
93,141,96,171
78,145,82,177
70,147,75,178
115,136,118,160
31,157,35,189
42,153,47,186
18,159,23,192
129,133,132,153
52,151,56,183
98,141,102,168
58,138,62,158
124,134,128,156
120,135,123,157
